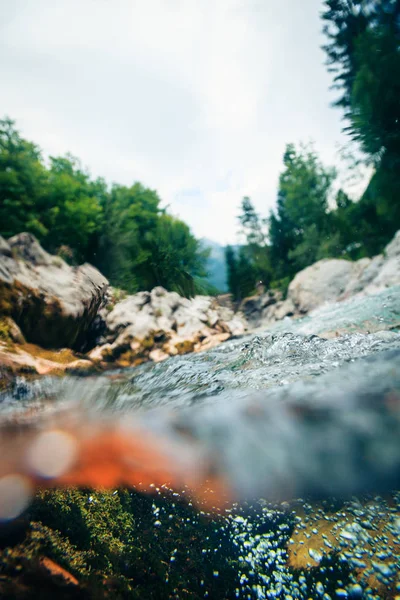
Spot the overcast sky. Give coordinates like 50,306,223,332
0,0,367,244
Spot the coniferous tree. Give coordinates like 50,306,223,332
225,245,240,300
237,197,272,289
269,143,336,278
322,0,400,247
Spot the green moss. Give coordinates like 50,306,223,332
140,335,155,350
270,275,292,298
175,340,196,355
51,257,64,268
106,288,128,310
0,489,137,598
115,350,138,367
0,318,12,343
20,344,78,364
0,282,18,315
0,487,239,599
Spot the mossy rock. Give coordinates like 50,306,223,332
175,340,197,355
19,344,77,365
0,364,36,391
0,319,13,344
0,488,239,599
0,281,84,350
140,335,155,350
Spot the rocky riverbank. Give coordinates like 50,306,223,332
0,234,399,600
240,229,400,327
0,230,399,383
0,233,248,382
0,279,399,599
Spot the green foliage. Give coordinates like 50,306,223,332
0,118,207,296
226,2,398,300
225,244,258,301
97,184,207,295
238,196,267,248
269,143,336,279
238,197,272,288
226,146,341,298
226,197,274,302
225,133,398,300
322,0,400,159
322,0,400,249
0,488,240,599
0,117,48,239
236,247,258,299
192,276,221,297
43,156,106,263
144,213,209,296
225,245,239,300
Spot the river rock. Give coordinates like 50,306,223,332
0,233,108,349
356,230,400,295
94,287,248,364
270,297,296,321
195,332,231,352
240,290,284,327
150,286,182,316
288,258,360,313
149,348,170,363
0,237,12,258
247,229,400,327
0,317,26,344
224,316,247,336
289,231,400,313
0,341,94,376
105,292,151,335
339,256,383,298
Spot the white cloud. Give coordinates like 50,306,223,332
0,0,365,244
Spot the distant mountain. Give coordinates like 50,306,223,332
200,238,228,293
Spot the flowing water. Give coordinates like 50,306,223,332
1,286,400,598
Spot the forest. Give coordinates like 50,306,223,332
0,119,210,296
226,0,400,299
1,0,399,300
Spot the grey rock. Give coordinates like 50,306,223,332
101,287,248,361
248,229,400,329
106,293,151,336
288,259,358,313
384,229,400,258
0,236,12,257
8,232,53,266
0,232,108,349
289,231,400,313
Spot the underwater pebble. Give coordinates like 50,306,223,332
309,548,323,563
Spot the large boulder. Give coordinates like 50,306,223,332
0,233,108,349
359,230,400,295
242,229,400,329
287,258,363,314
288,230,400,313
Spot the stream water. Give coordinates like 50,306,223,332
1,286,400,599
